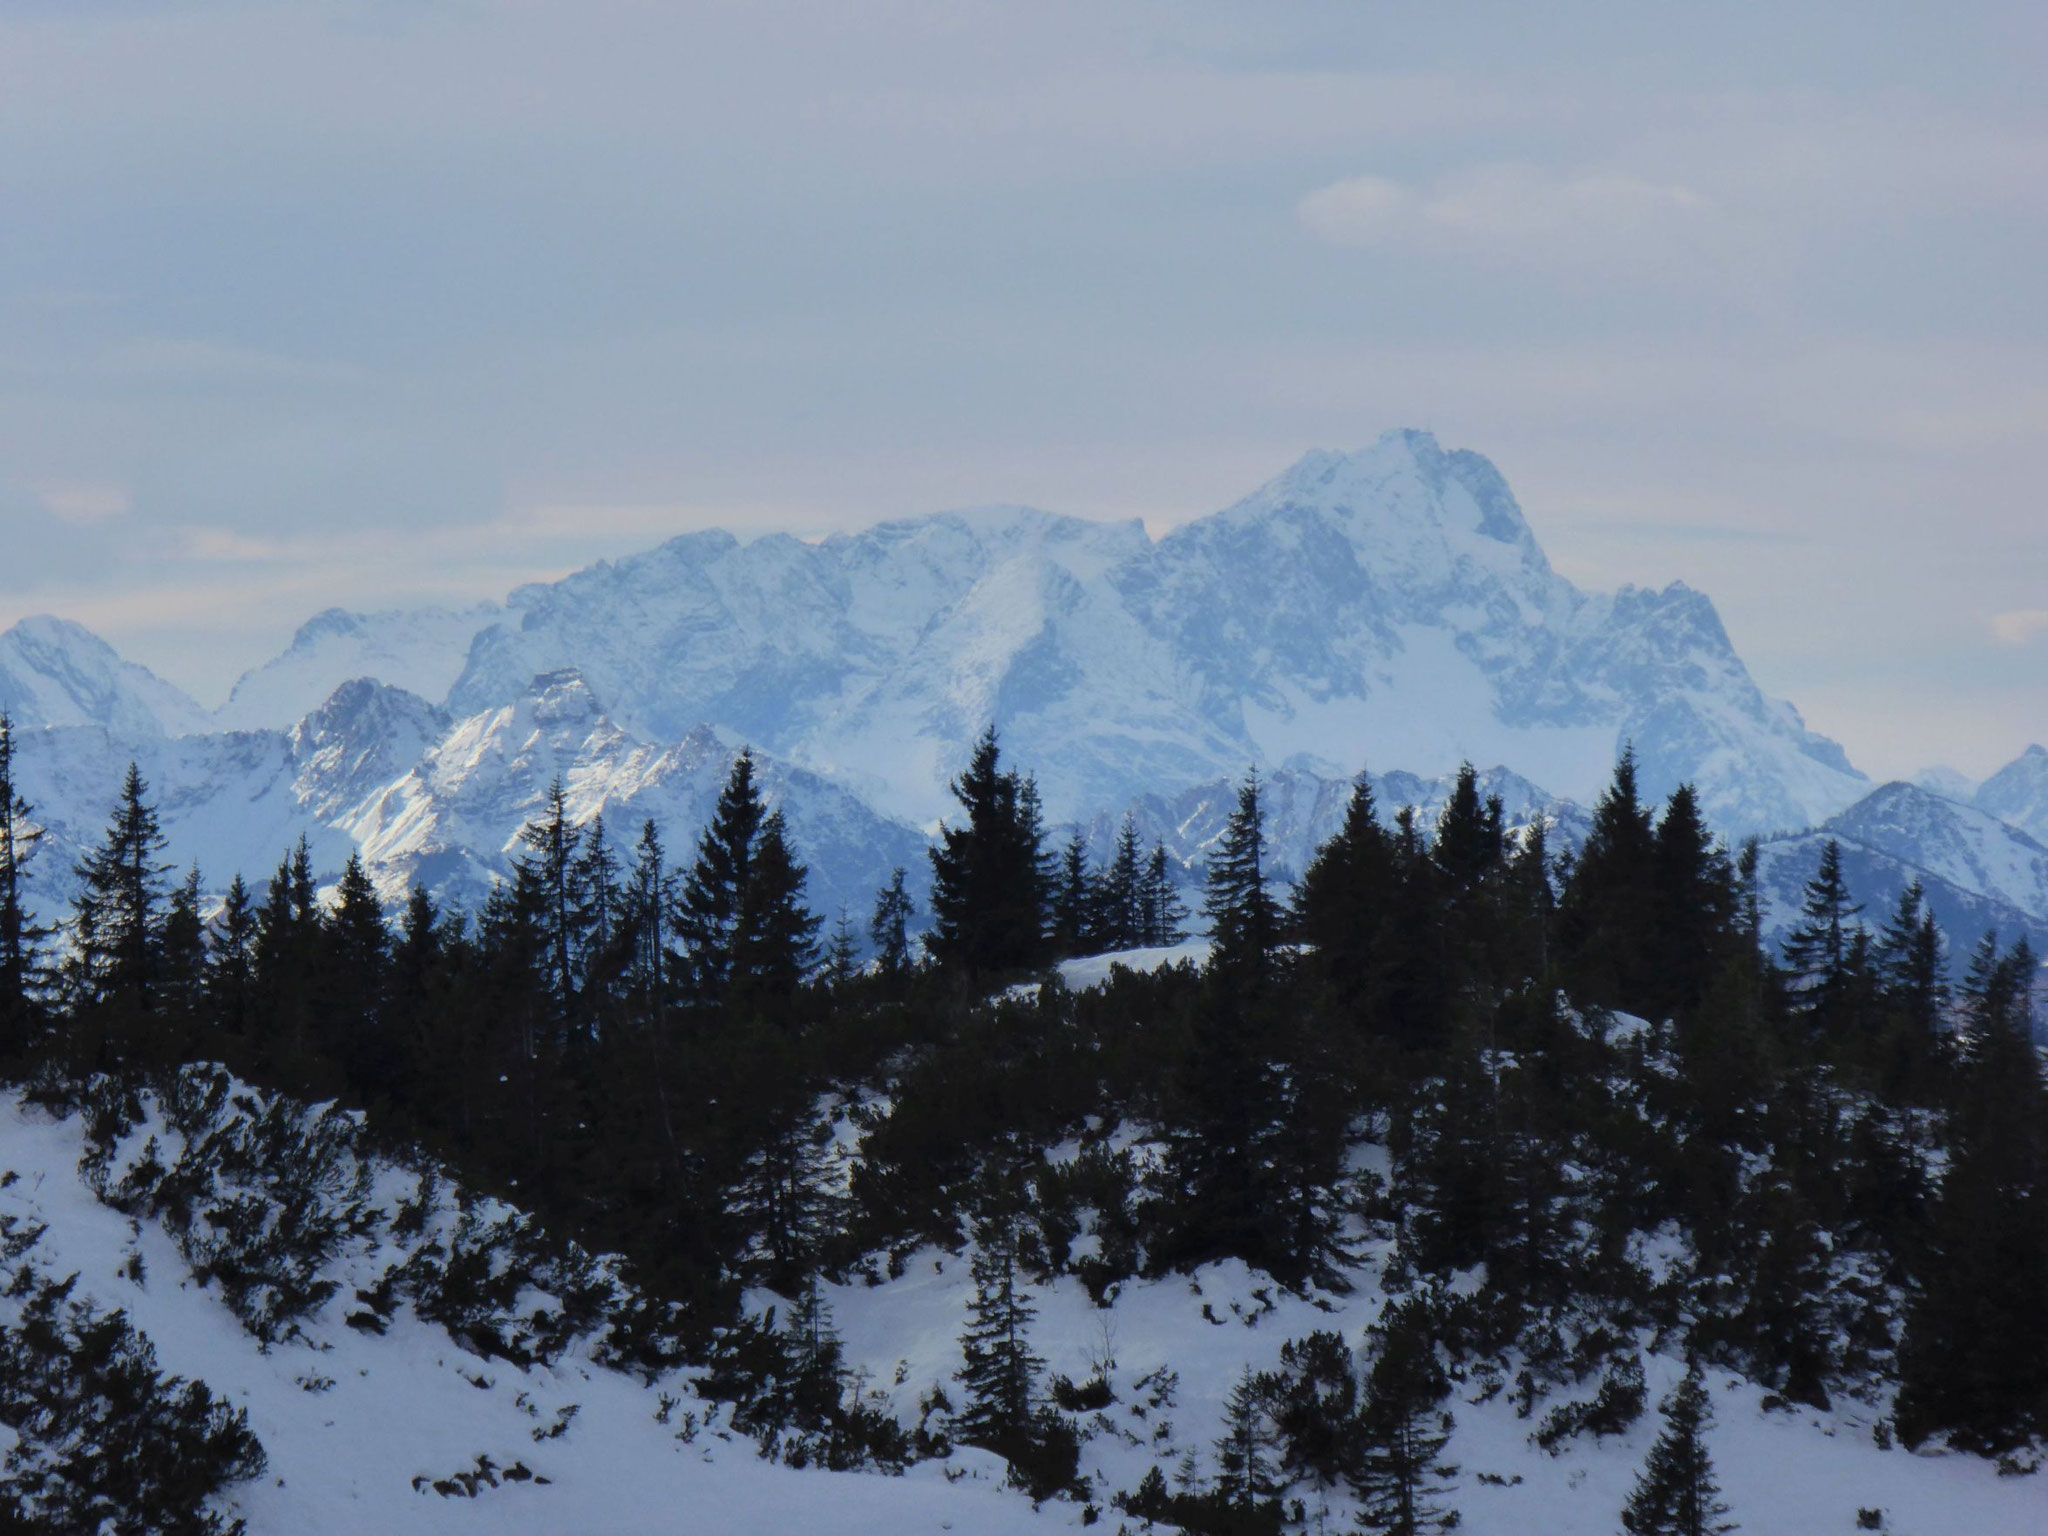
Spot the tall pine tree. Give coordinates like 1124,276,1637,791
927,728,1050,978
0,713,49,1058
1620,1362,1734,1536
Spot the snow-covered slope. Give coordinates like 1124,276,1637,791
9,1044,2038,1536
216,603,501,731
0,1078,1061,1536
0,615,209,738
1826,781,2048,921
1975,744,2048,846
442,432,1865,838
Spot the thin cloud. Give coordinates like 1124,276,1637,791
1991,610,2048,646
1298,163,1722,279
39,482,130,525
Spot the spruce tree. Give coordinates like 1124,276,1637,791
204,873,259,1053
1213,1367,1284,1517
1139,844,1187,947
1647,784,1736,1022
1051,831,1098,959
869,867,916,983
1096,814,1145,951
732,1104,839,1293
1351,1298,1458,1535
519,777,585,1027
1620,1362,1734,1536
1204,771,1279,989
1557,745,1659,1011
956,1214,1045,1452
730,809,821,1005
1781,839,1863,1030
0,711,49,1057
926,728,1050,977
789,1268,846,1421
252,836,321,1078
570,812,625,1035
675,748,767,1004
823,908,862,989
324,852,393,1094
156,865,209,1057
1272,1329,1359,1497
66,763,171,1062
1894,936,2048,1452
1293,773,1397,1018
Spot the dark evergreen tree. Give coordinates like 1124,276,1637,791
1894,936,2048,1452
1096,815,1145,951
252,836,321,1080
1557,745,1659,1011
1431,764,1510,989
1874,881,1945,1087
65,763,171,1064
675,749,767,1004
570,811,625,1035
1139,844,1187,948
324,852,394,1095
157,865,209,1056
788,1268,845,1420
1272,1329,1359,1497
1647,784,1736,1021
956,1214,1045,1451
1781,839,1863,1031
1213,1367,1284,1517
823,908,862,989
731,809,821,1006
1205,771,1280,990
204,873,259,1053
1293,773,1396,1020
731,1104,839,1294
1620,1362,1734,1536
519,777,585,1029
1051,831,1098,959
926,728,1050,977
1351,1298,1458,1535
0,711,49,1057
869,867,916,983
1377,808,1453,1051
385,883,450,1122
1735,1177,1833,1409
620,821,685,1181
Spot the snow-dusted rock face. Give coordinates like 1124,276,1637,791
216,602,501,732
0,432,1919,930
13,672,925,929
1974,744,2048,845
0,616,209,739
346,668,928,916
443,431,1865,838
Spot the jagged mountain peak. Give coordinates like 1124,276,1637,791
0,613,209,739
1974,742,2048,845
419,430,1868,835
1197,429,1553,587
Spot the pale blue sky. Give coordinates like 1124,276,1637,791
2,1,2044,779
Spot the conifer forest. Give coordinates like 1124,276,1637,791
3,707,2045,1534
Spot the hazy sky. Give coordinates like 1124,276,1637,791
3,1,2045,780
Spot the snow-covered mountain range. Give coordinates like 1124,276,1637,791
3,428,2044,960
